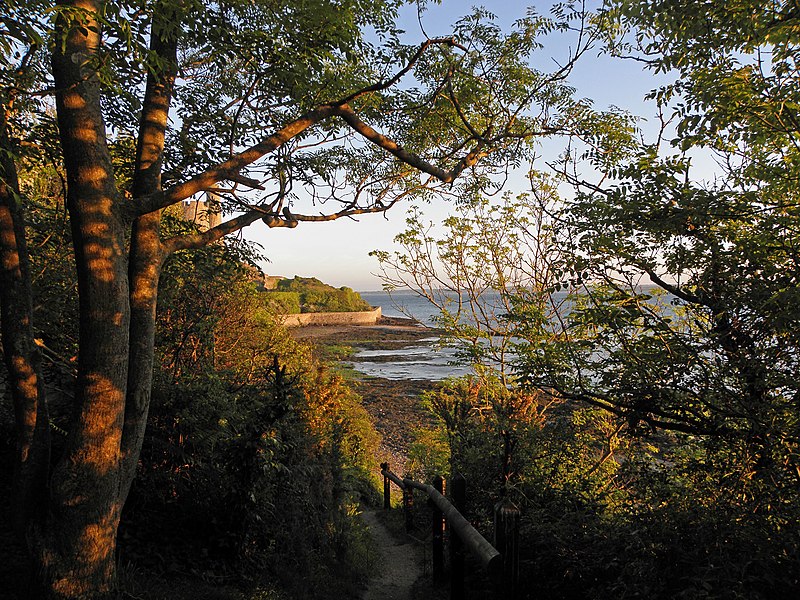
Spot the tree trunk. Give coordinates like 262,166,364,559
0,118,51,543
119,5,177,503
33,1,130,596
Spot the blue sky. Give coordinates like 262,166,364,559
244,1,668,291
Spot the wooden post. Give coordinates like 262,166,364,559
494,497,520,600
402,484,414,533
381,462,390,509
431,475,445,583
450,474,466,600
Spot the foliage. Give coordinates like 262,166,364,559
506,1,800,596
375,5,800,587
17,161,77,359
0,0,636,596
122,246,380,599
405,428,450,483
263,291,301,315
410,375,800,598
511,0,800,527
372,186,569,383
512,433,800,600
274,276,372,313
3,0,603,222
0,0,620,597
156,240,258,377
0,183,381,597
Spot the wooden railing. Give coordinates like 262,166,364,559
379,462,520,600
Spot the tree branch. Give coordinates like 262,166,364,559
641,264,703,305
340,37,464,105
121,0,180,502
130,104,339,218
334,103,486,183
163,209,267,253
131,37,468,220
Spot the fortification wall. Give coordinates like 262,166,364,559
280,306,381,327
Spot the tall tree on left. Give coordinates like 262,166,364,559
0,0,604,596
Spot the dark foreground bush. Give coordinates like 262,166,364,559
120,361,380,599
409,377,800,600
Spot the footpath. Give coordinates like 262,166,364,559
360,510,422,600
291,319,436,599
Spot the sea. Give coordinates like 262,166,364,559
354,289,472,381
355,287,678,381
358,289,446,326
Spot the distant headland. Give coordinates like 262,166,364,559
262,275,381,327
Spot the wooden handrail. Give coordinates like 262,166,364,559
380,466,503,585
384,469,406,490
408,478,502,582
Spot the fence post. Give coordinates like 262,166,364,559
402,483,414,533
450,474,466,600
431,475,445,583
494,497,520,600
381,462,390,509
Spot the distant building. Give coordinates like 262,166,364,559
182,192,222,232
181,193,281,291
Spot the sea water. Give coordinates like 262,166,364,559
356,288,679,381
355,288,553,380
354,289,470,380
358,289,446,326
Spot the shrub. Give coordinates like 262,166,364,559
118,247,381,599
408,374,800,599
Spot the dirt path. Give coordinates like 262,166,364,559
360,510,422,600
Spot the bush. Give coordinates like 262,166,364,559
118,247,381,599
122,354,380,598
407,375,800,599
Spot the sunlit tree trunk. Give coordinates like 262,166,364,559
35,0,130,595
120,5,177,503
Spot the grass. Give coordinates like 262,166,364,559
314,342,356,362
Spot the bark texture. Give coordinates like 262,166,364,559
120,7,177,502
40,0,130,595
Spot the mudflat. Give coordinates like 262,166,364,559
289,315,430,342
291,316,442,476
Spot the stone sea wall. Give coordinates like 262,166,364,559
280,306,382,327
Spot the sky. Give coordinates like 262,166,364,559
242,1,670,292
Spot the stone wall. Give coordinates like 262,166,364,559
280,306,381,327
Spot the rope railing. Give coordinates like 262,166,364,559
379,462,520,600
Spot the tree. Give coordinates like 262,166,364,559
372,181,622,490
373,187,563,379
375,2,800,594
517,0,800,520
0,0,605,596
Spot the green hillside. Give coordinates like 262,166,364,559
265,277,372,314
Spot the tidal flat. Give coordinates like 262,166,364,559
291,316,444,475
